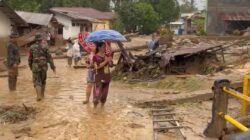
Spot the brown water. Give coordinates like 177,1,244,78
0,57,152,140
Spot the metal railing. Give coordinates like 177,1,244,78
204,76,250,138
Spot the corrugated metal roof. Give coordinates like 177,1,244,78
67,13,102,23
222,13,250,21
0,1,26,26
16,11,53,26
50,7,114,20
169,43,222,56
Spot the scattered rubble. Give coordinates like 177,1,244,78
0,104,36,123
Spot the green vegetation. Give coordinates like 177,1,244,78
114,0,180,34
6,0,110,12
138,76,202,92
111,14,125,33
179,0,197,13
116,2,161,34
6,0,181,34
193,18,206,36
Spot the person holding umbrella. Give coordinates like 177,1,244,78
92,42,112,107
83,29,126,107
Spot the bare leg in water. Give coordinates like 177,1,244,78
83,83,93,104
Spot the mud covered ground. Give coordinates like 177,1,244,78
0,57,221,140
1,35,250,140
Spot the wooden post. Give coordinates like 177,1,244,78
116,41,134,64
204,79,230,138
220,46,225,63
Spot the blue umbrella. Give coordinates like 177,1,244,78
85,29,126,42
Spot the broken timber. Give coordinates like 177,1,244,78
152,105,186,140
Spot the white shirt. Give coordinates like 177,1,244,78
72,42,81,58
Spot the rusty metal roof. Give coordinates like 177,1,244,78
50,7,114,21
16,11,53,26
222,13,250,21
168,43,222,56
0,0,26,26
66,12,102,23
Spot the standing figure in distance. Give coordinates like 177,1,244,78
72,40,81,66
28,34,56,101
6,35,20,91
66,38,73,67
147,33,159,52
83,44,96,104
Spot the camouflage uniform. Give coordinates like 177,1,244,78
6,42,20,91
28,34,55,101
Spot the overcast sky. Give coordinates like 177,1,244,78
178,0,206,10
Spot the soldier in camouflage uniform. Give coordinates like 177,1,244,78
6,36,20,91
28,34,56,101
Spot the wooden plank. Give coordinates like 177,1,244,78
153,119,179,123
0,74,8,78
154,126,183,131
173,116,187,140
153,112,176,116
152,108,173,112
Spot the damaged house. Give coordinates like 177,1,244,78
50,7,114,39
0,0,26,57
206,0,250,34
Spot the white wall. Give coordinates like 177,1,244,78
0,11,12,37
71,26,80,39
54,13,81,40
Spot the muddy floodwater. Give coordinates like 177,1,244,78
0,57,152,140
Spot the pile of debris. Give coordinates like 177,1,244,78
0,104,36,123
113,41,224,82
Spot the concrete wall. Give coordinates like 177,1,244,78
93,20,111,31
54,13,76,39
54,13,112,39
206,0,250,34
0,11,11,57
0,11,12,37
0,38,7,58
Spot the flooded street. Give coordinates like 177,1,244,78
0,57,152,140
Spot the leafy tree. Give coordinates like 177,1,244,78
117,2,160,34
91,0,111,12
6,0,41,12
180,0,198,13
149,0,180,24
7,0,110,12
111,14,125,33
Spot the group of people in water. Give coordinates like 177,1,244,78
6,31,159,108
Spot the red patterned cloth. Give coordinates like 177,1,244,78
78,32,94,53
78,32,113,57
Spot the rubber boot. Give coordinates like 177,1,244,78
35,86,42,101
8,76,12,91
8,76,15,91
41,85,45,99
13,76,17,91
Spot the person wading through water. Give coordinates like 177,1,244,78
83,44,96,104
92,42,112,108
28,33,56,101
6,34,20,91
66,38,73,67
